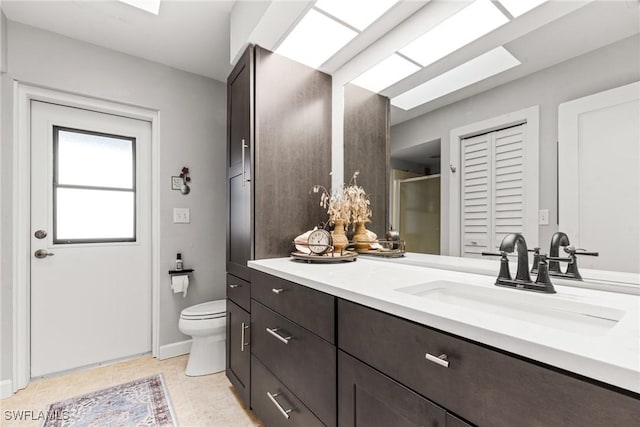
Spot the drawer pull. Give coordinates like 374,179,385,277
240,322,249,352
271,288,285,294
229,284,240,288
425,353,450,368
267,391,293,419
266,327,291,344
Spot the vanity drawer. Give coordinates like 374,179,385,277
251,269,335,343
252,300,336,427
227,273,250,312
338,299,640,427
251,355,324,427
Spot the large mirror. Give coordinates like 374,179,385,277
341,0,639,275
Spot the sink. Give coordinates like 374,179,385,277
395,280,625,336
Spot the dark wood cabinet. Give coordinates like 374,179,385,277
226,45,331,282
446,413,473,427
251,355,324,427
226,299,251,406
251,269,335,343
249,271,337,427
338,299,640,427
343,83,390,237
227,273,250,312
338,350,446,427
227,47,253,281
225,44,331,416
251,300,336,426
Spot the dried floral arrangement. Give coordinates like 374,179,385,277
311,185,350,225
312,171,372,227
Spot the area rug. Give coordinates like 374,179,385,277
43,374,177,427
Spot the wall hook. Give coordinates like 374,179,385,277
450,164,457,173
179,167,191,195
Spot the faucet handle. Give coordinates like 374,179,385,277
547,256,572,263
483,251,511,281
528,247,541,274
564,246,599,256
482,251,506,257
533,253,556,293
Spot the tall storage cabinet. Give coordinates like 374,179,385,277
226,45,332,408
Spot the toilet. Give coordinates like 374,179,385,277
178,300,226,376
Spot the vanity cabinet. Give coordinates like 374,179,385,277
338,299,640,427
251,355,324,427
226,299,250,406
227,47,252,281
226,44,331,281
226,44,331,408
338,350,447,427
250,269,337,427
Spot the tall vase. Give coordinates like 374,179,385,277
353,221,369,251
331,219,349,254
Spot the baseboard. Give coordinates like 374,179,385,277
158,339,192,360
1,379,13,400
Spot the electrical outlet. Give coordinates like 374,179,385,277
538,209,549,225
173,208,190,224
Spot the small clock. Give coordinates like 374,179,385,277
307,228,333,254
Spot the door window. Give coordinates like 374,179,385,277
53,126,136,244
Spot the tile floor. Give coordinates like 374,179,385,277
0,355,262,427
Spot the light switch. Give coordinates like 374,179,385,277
173,208,191,224
538,209,549,225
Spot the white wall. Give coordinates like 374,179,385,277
0,8,13,388
391,35,640,255
0,21,227,384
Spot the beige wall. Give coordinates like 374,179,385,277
1,21,227,384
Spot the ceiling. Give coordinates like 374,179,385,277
2,0,638,127
387,0,640,124
1,0,236,81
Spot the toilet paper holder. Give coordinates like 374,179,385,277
168,268,194,275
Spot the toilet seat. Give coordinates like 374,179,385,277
180,300,226,320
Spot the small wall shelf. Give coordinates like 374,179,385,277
168,269,194,275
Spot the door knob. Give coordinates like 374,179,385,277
34,230,47,239
34,249,55,259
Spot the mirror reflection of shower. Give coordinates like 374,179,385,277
390,140,441,254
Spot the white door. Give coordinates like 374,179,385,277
460,124,527,258
559,82,640,273
30,101,152,377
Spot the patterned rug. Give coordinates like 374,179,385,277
43,374,177,427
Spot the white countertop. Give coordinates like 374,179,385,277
248,257,640,394
377,252,640,294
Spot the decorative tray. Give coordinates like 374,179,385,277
354,239,406,257
290,251,358,263
357,248,405,258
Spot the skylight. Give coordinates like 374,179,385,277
498,0,548,18
118,0,161,15
399,0,509,68
314,0,400,31
276,9,358,68
350,54,421,93
391,47,521,110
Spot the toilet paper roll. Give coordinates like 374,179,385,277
171,275,189,298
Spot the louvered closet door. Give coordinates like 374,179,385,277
461,133,492,257
461,124,526,257
492,125,526,248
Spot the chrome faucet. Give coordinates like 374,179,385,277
483,233,556,293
